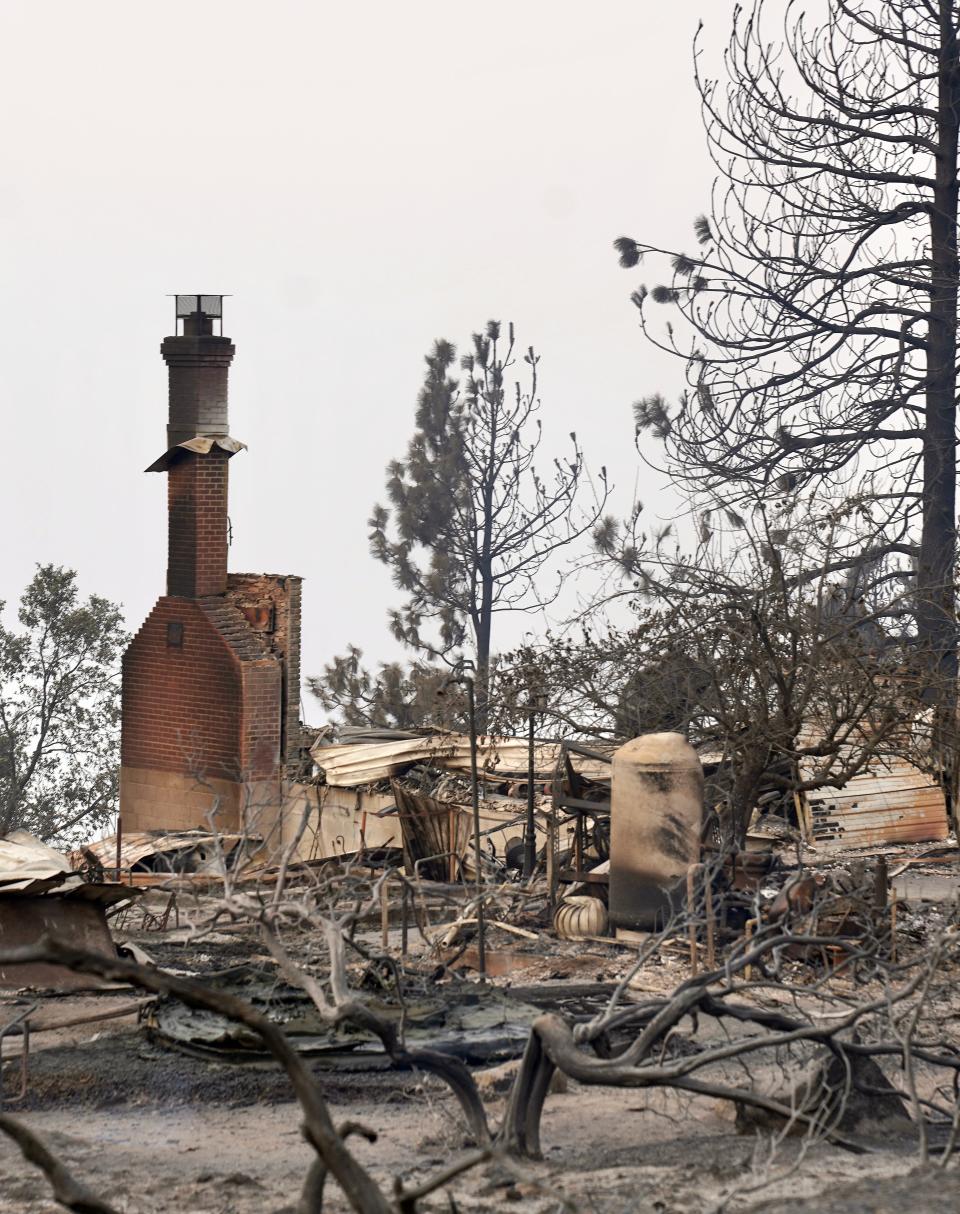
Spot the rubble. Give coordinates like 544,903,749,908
293,728,610,916
3,815,960,1214
5,728,960,1213
310,729,614,788
149,965,543,1066
391,782,473,882
734,1050,912,1135
74,829,258,883
0,832,136,992
0,832,90,896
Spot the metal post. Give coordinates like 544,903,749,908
546,807,557,914
890,895,898,963
687,864,699,976
381,879,390,951
0,1004,34,1103
744,918,757,982
524,705,536,878
467,678,486,977
874,855,888,911
704,872,716,971
115,814,123,884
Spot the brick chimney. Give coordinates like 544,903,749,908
119,298,303,838
158,301,237,598
166,446,231,597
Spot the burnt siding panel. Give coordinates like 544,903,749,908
804,760,949,850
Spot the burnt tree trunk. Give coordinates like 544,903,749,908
920,2,960,823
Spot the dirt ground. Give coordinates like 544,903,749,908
1,1068,951,1209
2,872,959,1213
1,989,955,1213
0,1043,953,1214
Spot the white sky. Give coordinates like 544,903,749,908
0,0,736,721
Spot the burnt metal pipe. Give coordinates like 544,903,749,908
437,667,486,976
523,692,547,879
465,677,486,977
524,707,536,878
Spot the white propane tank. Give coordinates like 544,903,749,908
609,732,703,931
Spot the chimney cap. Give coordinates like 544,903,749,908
170,294,230,334
175,293,225,318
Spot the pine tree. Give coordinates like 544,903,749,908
327,322,607,731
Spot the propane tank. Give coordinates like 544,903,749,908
609,732,703,931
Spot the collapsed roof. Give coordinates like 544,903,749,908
310,730,613,788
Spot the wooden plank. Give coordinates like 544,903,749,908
808,780,939,802
561,741,613,764
811,825,949,850
810,805,946,827
799,750,948,849
810,801,946,827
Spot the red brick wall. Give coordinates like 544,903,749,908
121,594,284,795
226,573,303,771
239,662,282,776
167,450,230,598
122,598,242,782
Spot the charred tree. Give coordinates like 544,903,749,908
614,1,960,759
352,322,606,731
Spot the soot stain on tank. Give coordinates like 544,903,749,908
640,769,674,793
657,812,692,864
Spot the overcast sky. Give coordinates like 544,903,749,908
0,0,735,721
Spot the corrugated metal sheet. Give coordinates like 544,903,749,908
801,756,949,852
0,831,75,892
0,831,135,904
144,434,246,473
388,784,553,877
77,830,251,874
311,732,613,788
392,783,473,882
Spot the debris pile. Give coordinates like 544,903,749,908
0,831,134,991
149,965,542,1066
75,829,257,884
308,728,616,899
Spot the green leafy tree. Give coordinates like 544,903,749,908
0,565,127,844
360,320,607,729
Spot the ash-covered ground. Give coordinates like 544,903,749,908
2,871,959,1213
